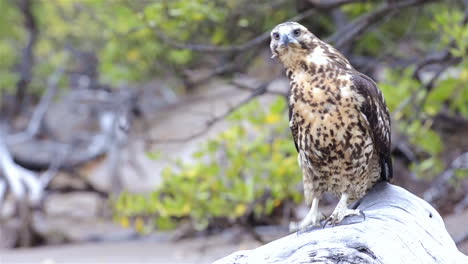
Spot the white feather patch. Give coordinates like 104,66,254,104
307,46,328,66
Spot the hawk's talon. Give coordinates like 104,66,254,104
321,218,331,229
326,208,364,226
321,212,327,219
359,209,366,221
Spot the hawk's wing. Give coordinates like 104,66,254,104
352,72,393,181
288,100,299,153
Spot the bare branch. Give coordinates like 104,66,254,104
8,68,63,145
145,8,317,53
39,144,70,188
400,59,462,123
27,69,63,135
8,88,136,170
145,0,439,55
146,82,270,144
215,183,467,264
407,10,468,120
424,152,468,204
413,9,468,81
184,62,237,86
231,79,288,97
392,9,467,121
328,0,440,49
307,0,366,9
412,51,452,81
14,0,39,113
0,132,42,205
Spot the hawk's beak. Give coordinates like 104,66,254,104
279,34,290,47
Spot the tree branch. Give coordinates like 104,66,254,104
424,152,468,204
329,0,440,49
145,8,317,53
307,0,366,9
0,132,42,205
215,183,468,264
393,9,467,122
407,9,468,121
8,68,63,145
14,0,38,113
412,51,452,81
146,82,270,144
147,0,444,145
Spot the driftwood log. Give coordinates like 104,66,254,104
214,182,468,264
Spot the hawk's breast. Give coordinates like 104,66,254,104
289,70,376,194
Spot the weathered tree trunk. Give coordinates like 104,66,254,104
214,182,468,264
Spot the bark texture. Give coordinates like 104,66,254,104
214,182,468,264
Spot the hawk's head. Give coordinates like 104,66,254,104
270,22,352,71
270,22,316,61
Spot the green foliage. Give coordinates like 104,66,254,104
378,7,468,179
380,68,443,178
429,9,468,116
454,169,468,183
0,0,21,93
114,97,301,232
0,0,296,88
433,9,468,58
111,1,468,232
2,0,466,232
346,3,451,58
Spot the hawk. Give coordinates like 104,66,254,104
270,22,392,231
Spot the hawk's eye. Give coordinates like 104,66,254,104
272,32,280,40
293,29,301,37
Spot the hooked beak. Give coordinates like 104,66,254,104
279,34,290,47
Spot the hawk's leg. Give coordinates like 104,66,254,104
325,193,363,226
289,197,320,232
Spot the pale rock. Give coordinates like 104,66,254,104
49,172,87,190
44,192,101,220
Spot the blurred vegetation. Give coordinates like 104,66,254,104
380,8,468,178
113,1,467,232
0,0,294,89
1,0,467,233
115,98,301,232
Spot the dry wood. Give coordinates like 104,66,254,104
214,182,468,264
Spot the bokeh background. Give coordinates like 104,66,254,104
0,0,467,263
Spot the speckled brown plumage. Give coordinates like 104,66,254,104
270,22,392,230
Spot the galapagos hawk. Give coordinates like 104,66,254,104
270,22,392,231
